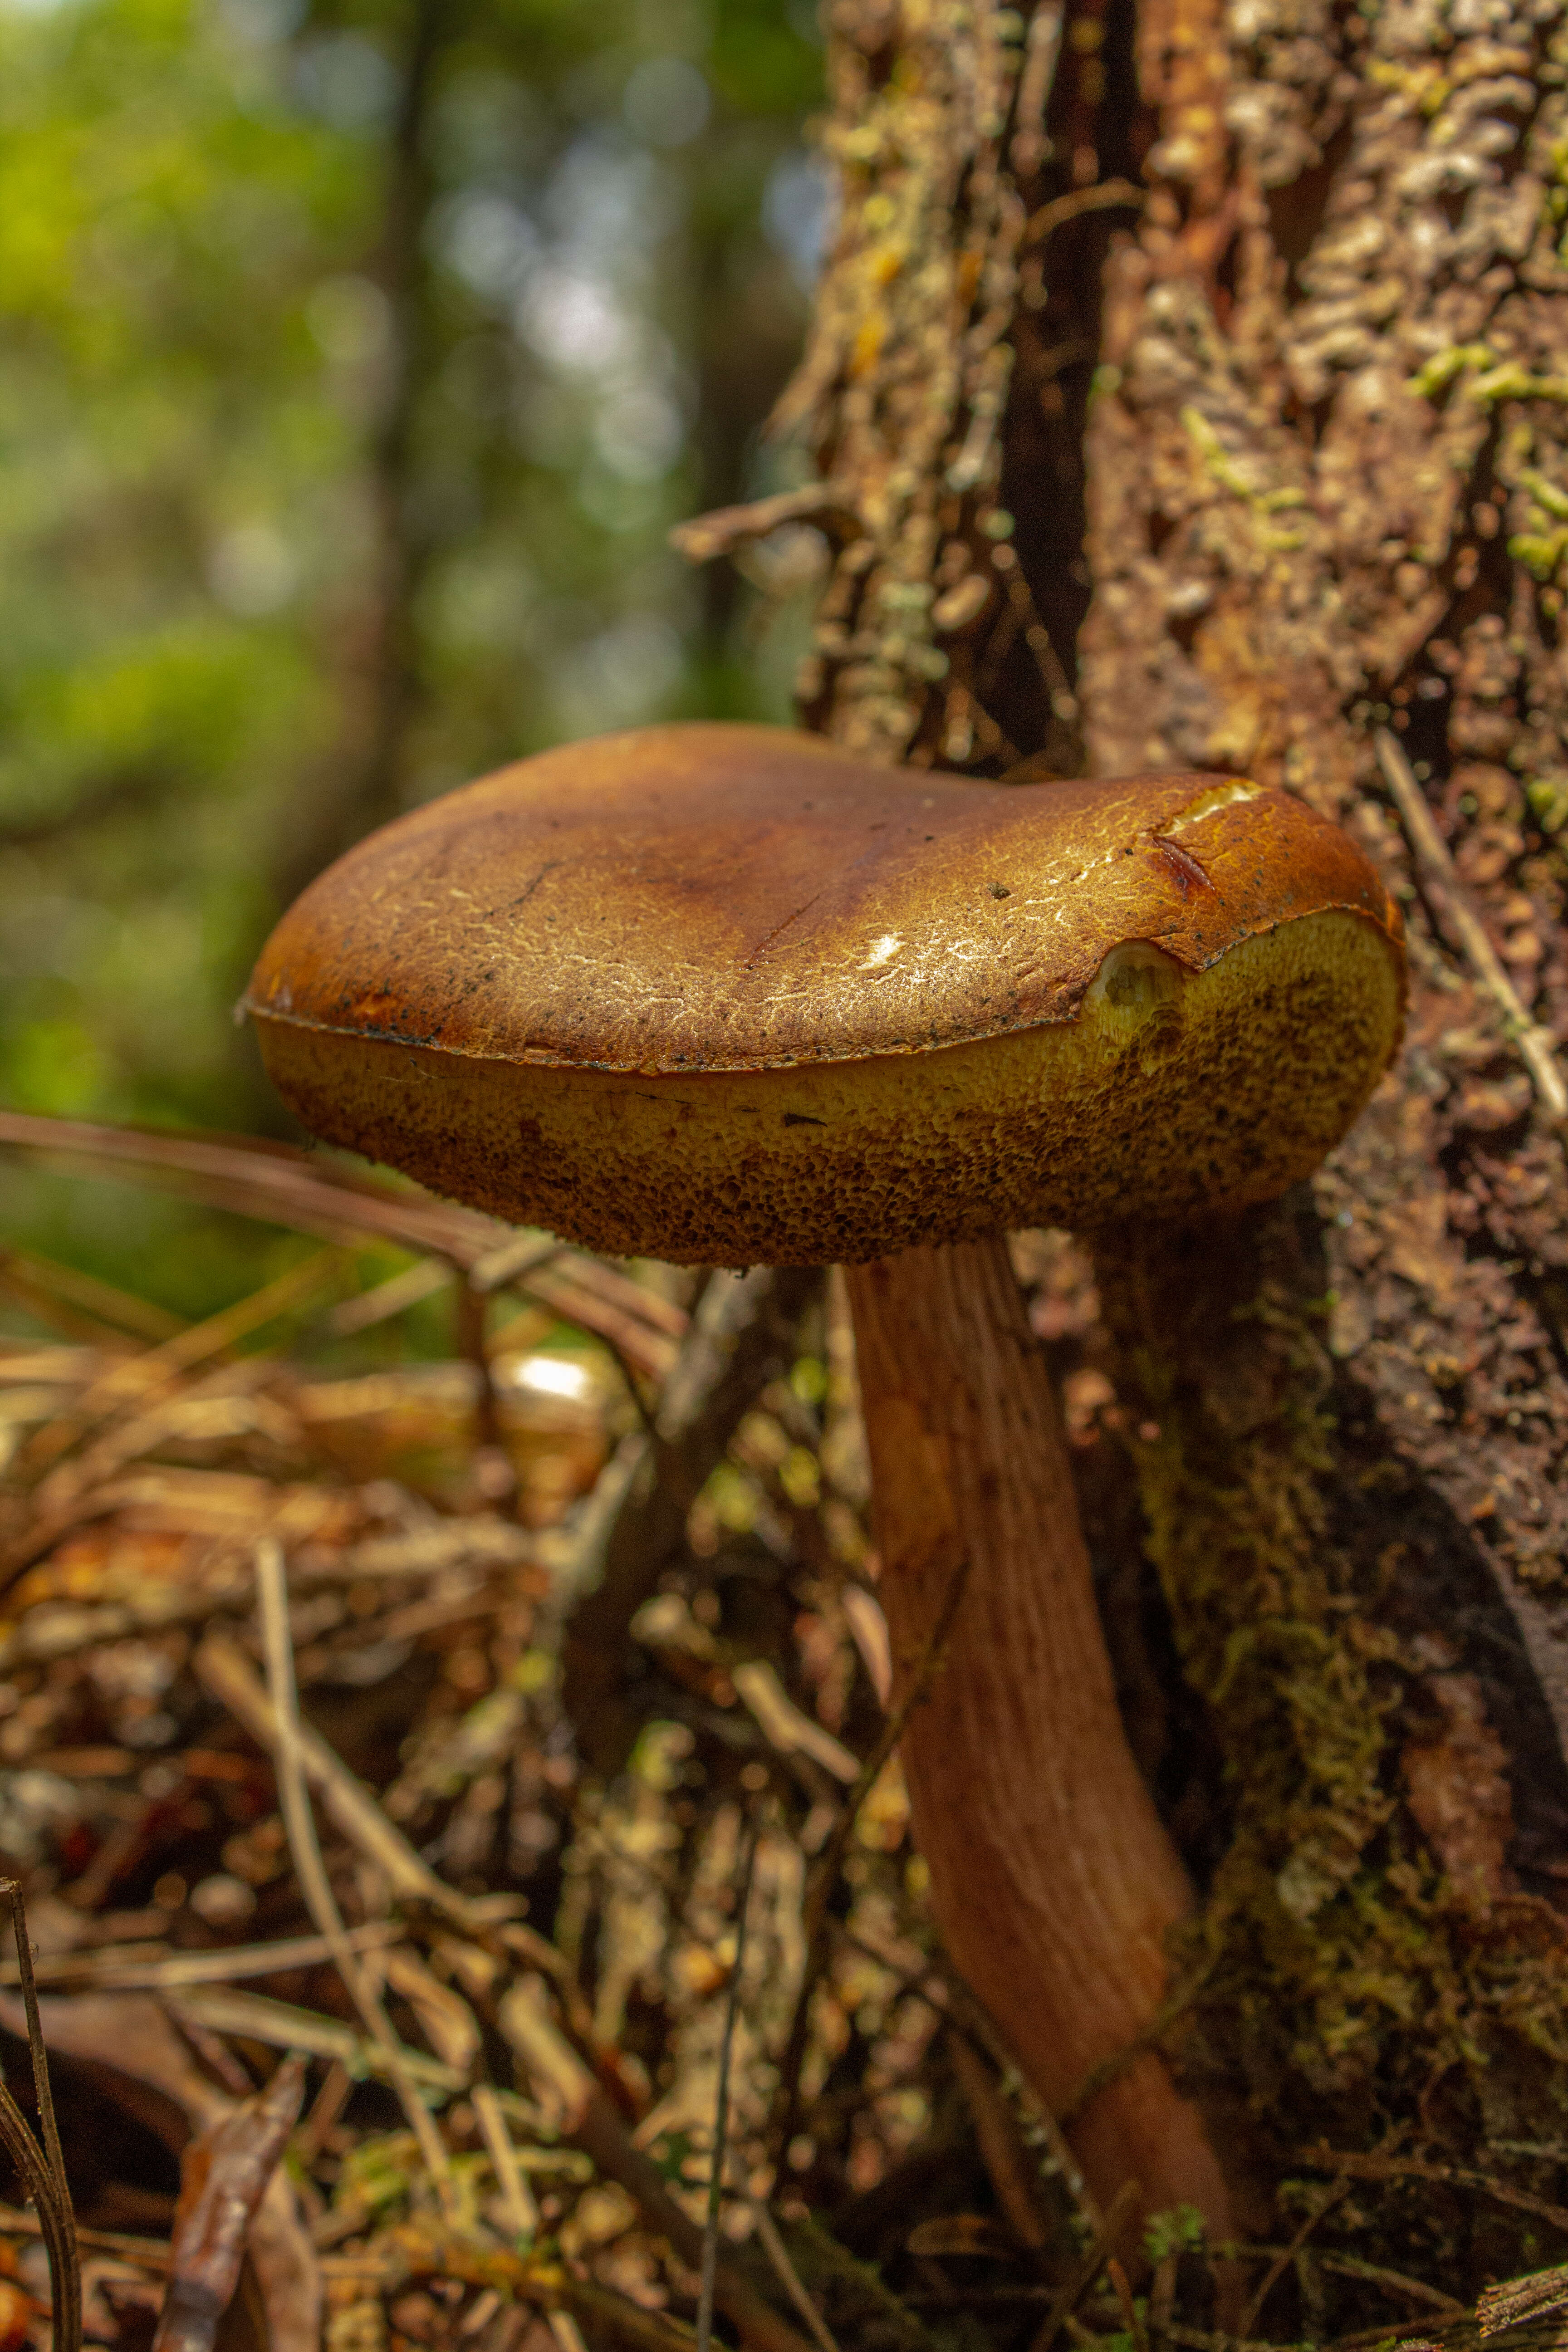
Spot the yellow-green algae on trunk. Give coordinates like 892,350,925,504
1095,1203,1568,2274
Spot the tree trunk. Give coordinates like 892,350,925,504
769,0,1568,2266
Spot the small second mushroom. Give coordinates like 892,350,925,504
243,720,1405,2235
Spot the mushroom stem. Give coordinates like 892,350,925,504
843,1234,1235,2236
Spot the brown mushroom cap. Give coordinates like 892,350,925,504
244,721,1405,1263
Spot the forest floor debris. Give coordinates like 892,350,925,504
0,1120,1567,2352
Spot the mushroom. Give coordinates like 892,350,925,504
243,720,1405,2232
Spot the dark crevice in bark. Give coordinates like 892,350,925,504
1265,118,1354,297
1000,0,1151,762
1330,1376,1568,1910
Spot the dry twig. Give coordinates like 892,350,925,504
1029,2178,1142,2352
697,1813,760,2352
748,2208,842,2352
496,1980,815,2352
0,1882,81,2352
1238,2176,1353,2337
1299,2145,1568,2240
773,1549,974,2159
255,1538,458,2210
194,1632,485,1931
670,482,862,564
1374,728,1568,1126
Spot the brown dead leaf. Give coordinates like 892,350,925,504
0,1994,321,2352
153,2054,307,2352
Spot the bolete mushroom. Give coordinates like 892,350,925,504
243,720,1405,2232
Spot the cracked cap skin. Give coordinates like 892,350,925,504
245,720,1407,1264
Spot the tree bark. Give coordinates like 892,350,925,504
767,0,1568,2264
1073,0,1568,2178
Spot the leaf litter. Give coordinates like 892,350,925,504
0,1119,1565,2352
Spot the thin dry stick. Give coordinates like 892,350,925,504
1163,2328,1304,2352
0,1112,681,1374
1029,2177,1142,2352
1024,177,1144,242
948,2025,1051,2254
326,1259,449,1337
0,1883,81,2352
2,1922,396,1994
195,1634,488,1930
495,1985,816,2352
939,1970,1100,2239
0,2085,81,2352
1238,2177,1352,2340
1235,2243,1464,2317
468,1233,566,1294
473,2082,540,2244
196,1633,584,2025
254,1538,458,2215
1299,2144,1568,2239
773,1552,974,2155
828,1919,1098,2236
1375,727,1568,1125
1056,1950,1217,2129
748,2208,842,2352
698,1814,761,2352
0,2204,168,2271
3,1885,69,2217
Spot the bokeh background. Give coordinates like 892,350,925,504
0,0,823,1313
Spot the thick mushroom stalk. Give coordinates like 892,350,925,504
847,1237,1233,2229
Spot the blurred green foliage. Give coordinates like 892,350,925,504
0,0,822,1315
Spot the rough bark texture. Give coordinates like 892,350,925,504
774,0,1568,2271
844,1238,1237,2234
1077,0,1568,2190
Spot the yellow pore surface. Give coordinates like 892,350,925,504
257,906,1403,1266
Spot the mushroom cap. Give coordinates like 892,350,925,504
245,721,1405,1264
